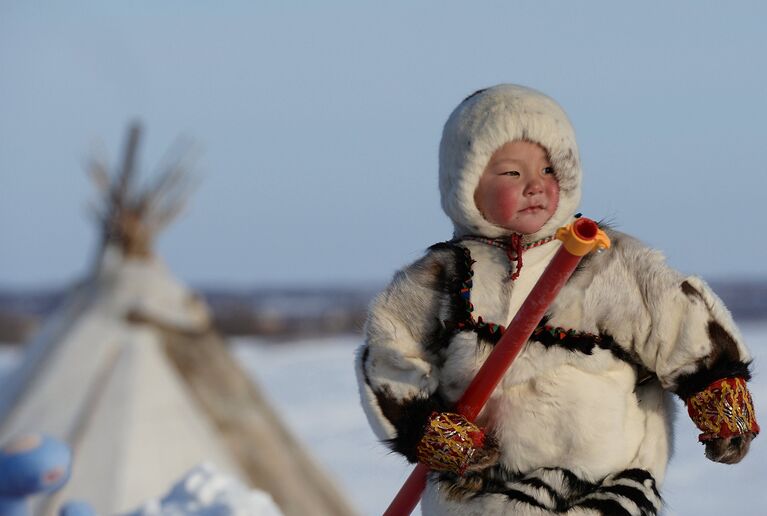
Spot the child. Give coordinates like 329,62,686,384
355,84,759,515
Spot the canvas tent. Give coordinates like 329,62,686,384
0,125,356,516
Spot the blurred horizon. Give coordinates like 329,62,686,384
2,1,766,289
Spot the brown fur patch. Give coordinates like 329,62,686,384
707,320,741,364
438,472,487,502
681,280,704,301
409,259,445,290
372,385,407,425
674,320,751,399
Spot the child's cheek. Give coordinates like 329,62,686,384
491,185,520,221
546,181,560,212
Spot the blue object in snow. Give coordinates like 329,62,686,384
0,434,71,516
59,500,96,516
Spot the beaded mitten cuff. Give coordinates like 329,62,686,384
416,412,486,475
686,376,760,442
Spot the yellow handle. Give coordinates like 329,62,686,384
555,218,611,257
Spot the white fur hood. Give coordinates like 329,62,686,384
438,84,582,242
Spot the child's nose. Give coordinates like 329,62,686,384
524,177,544,195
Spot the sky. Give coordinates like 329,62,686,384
1,1,766,289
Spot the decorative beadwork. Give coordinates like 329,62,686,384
416,412,486,474
686,377,760,442
448,246,600,346
447,247,507,342
533,325,596,341
463,234,556,281
463,234,556,251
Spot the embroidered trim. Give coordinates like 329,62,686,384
443,245,644,373
436,466,658,511
529,322,643,367
686,376,760,442
464,234,556,281
416,412,486,475
463,234,556,252
443,246,506,343
445,246,602,347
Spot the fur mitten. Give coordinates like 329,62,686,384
416,412,499,475
686,376,759,463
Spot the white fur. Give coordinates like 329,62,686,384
357,84,750,514
354,346,397,440
358,231,748,514
439,85,581,242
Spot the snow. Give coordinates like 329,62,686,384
3,322,766,515
232,336,413,516
232,322,767,516
121,463,283,516
661,321,767,515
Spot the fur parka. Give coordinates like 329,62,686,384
355,85,756,515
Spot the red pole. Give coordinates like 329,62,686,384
383,464,429,516
383,218,609,516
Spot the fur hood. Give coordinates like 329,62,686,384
438,84,582,241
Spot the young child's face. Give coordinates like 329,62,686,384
474,140,560,235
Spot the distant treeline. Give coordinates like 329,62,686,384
202,286,378,340
0,280,765,344
0,285,378,344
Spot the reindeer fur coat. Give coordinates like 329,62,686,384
355,85,757,515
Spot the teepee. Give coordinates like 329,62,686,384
0,125,356,516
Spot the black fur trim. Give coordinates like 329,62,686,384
529,326,640,367
613,468,653,483
423,242,474,355
673,319,752,400
518,477,566,509
531,326,599,354
475,324,505,345
427,240,464,254
674,360,752,400
494,489,551,509
361,346,451,462
431,237,641,368
577,498,635,516
438,466,604,509
614,469,660,499
377,390,450,463
553,467,598,496
431,241,508,347
440,243,473,310
462,88,488,103
597,334,641,365
600,484,657,515
441,466,659,514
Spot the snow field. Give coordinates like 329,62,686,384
232,322,767,516
2,323,765,515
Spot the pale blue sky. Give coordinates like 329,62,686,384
1,1,765,288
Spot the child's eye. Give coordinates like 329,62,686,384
501,170,520,176
543,167,555,174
